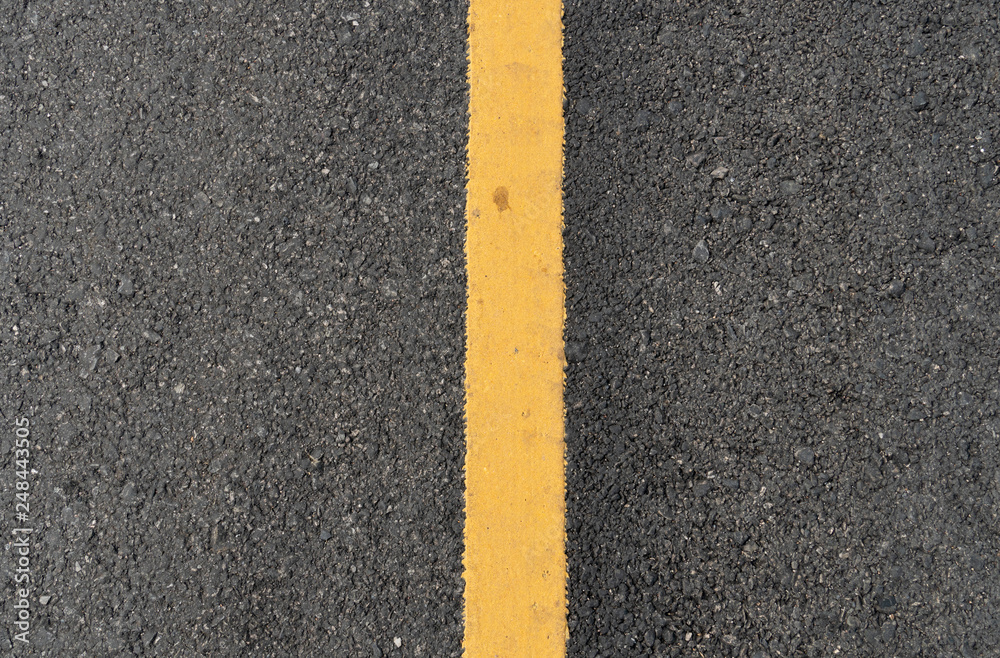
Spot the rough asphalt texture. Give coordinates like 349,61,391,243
564,1,1000,657
3,1,1000,657
2,1,466,655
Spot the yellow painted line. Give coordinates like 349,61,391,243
464,0,566,654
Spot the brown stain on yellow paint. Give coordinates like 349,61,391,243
493,186,510,211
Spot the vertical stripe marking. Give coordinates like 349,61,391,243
464,0,566,655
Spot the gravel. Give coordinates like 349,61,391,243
1,0,467,655
563,0,1000,656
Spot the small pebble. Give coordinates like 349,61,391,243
393,637,402,648
565,341,588,363
81,345,100,372
875,595,898,614
961,42,980,61
906,38,926,56
979,163,996,189
760,208,776,229
912,91,928,110
710,205,733,221
692,240,710,263
779,180,801,195
795,447,815,466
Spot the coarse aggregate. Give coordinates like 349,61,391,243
564,1,1000,656
1,1,467,655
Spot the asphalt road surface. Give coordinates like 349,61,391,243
3,0,1000,657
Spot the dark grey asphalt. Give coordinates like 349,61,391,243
2,1,466,655
564,1,1000,657
4,1,1000,657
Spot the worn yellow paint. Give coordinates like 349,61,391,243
463,0,566,655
